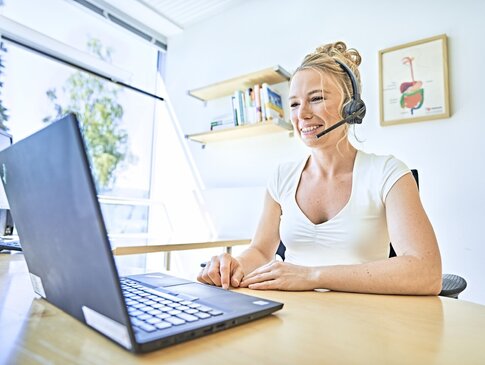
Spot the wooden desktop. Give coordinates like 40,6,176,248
1,252,484,364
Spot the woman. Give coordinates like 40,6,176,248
197,41,442,295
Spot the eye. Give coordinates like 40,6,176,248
290,102,300,108
310,96,324,102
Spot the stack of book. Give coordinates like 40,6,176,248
209,113,236,131
232,83,284,126
209,83,284,131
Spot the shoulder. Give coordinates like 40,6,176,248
357,150,410,201
358,150,408,175
272,156,308,187
267,156,308,202
275,157,308,178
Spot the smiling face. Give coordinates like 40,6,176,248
289,68,346,147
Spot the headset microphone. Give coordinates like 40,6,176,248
315,59,366,139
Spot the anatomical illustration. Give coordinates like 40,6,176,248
399,56,424,115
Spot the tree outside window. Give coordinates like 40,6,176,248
43,39,130,190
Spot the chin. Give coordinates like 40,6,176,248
299,135,320,147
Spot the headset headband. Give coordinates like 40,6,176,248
334,59,361,101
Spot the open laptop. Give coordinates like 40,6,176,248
0,113,283,353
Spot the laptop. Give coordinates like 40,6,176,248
0,113,283,353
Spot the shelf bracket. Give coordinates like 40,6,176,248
185,134,206,149
187,91,207,106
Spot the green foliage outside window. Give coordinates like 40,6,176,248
44,39,128,189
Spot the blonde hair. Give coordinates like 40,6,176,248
292,41,362,149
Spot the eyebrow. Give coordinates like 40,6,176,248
289,89,326,100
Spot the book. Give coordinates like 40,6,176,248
210,112,235,131
245,87,257,124
210,121,236,131
260,86,267,121
231,95,238,126
262,83,284,120
254,84,262,122
234,90,246,125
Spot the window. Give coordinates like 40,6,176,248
1,0,217,277
2,0,159,271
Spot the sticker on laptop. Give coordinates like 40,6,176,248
252,300,270,306
29,273,46,298
82,306,132,350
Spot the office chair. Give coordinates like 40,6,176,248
276,169,467,299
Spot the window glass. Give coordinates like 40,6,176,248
1,0,213,277
1,0,160,272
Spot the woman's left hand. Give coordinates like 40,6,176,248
239,261,317,291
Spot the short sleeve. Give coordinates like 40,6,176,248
380,156,410,202
267,164,281,203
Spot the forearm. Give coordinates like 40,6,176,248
311,255,442,295
236,246,273,276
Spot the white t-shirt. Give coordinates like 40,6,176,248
267,150,410,267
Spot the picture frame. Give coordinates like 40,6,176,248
379,34,450,126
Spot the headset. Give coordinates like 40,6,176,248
315,59,366,138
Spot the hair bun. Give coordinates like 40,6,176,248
314,41,362,67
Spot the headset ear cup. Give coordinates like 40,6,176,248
343,101,357,119
343,100,366,124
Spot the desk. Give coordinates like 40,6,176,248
1,253,484,365
111,239,251,271
111,239,251,256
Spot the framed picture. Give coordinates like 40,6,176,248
379,34,450,126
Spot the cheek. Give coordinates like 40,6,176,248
290,111,300,128
289,114,301,135
315,102,331,115
322,101,342,118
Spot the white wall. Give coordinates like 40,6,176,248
164,0,485,304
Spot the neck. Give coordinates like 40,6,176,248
308,142,357,177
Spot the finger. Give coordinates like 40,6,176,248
230,266,244,287
248,279,278,290
243,261,275,280
207,257,222,287
200,266,215,285
240,271,276,287
243,267,267,281
197,268,207,283
219,256,232,289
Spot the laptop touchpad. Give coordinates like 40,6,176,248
128,273,191,287
168,282,232,300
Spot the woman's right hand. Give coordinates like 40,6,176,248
197,253,245,289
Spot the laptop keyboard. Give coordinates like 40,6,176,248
120,278,223,333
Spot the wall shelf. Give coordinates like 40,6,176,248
188,65,291,102
186,119,293,145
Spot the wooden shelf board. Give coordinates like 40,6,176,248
188,65,291,101
186,120,293,144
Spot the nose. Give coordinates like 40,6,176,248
298,102,313,120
